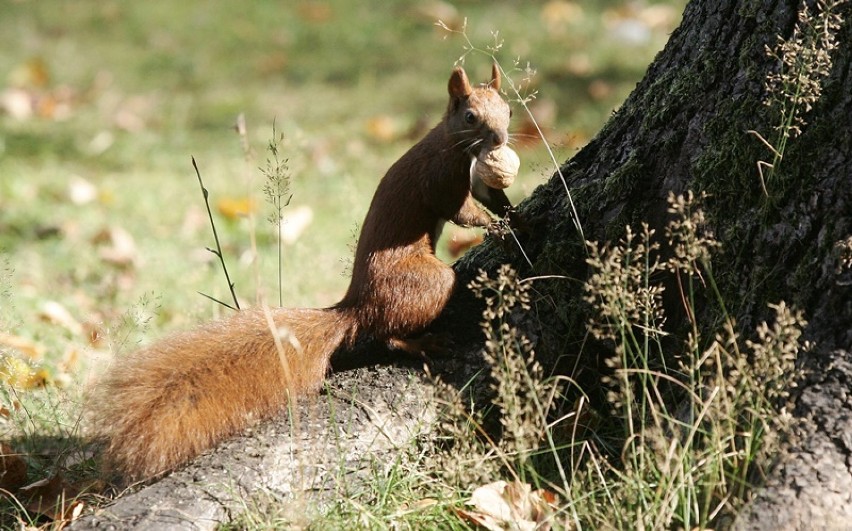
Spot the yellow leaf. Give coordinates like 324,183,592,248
216,197,256,220
9,57,50,88
0,355,44,389
365,115,400,143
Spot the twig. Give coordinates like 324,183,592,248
192,156,240,311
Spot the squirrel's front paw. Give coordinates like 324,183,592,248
488,208,529,238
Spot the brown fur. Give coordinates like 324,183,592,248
92,65,512,480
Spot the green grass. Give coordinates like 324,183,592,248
0,0,687,526
0,0,684,369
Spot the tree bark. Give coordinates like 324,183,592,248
451,0,852,528
71,363,436,529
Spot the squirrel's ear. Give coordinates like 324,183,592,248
490,63,501,92
448,66,472,98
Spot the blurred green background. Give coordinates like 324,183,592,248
0,0,684,383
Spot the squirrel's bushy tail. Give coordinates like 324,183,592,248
91,307,356,480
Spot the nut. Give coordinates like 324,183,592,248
473,145,520,189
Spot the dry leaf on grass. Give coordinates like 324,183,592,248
0,332,45,360
38,300,83,336
541,1,584,35
19,474,84,522
67,175,99,205
0,354,47,389
217,196,256,220
413,1,461,29
458,480,560,531
365,114,402,143
279,205,314,244
93,226,138,268
0,443,28,492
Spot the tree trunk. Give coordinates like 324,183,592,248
452,0,852,528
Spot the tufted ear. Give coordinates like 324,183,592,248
490,63,501,92
448,66,473,98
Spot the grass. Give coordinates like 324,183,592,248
0,0,692,527
417,193,804,530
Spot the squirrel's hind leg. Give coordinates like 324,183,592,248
388,332,454,359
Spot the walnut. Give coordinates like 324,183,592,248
473,145,520,189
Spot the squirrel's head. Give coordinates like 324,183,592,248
446,64,511,156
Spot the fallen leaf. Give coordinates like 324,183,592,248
19,473,80,521
460,480,560,531
365,114,401,143
413,1,462,30
607,18,651,45
565,53,592,76
0,332,45,360
0,355,48,389
0,400,20,418
297,1,333,23
35,84,76,122
82,321,107,348
68,175,99,205
68,500,86,522
85,130,114,155
38,300,83,336
0,443,28,493
217,196,256,220
51,346,81,387
9,57,50,88
93,226,138,268
541,1,584,35
0,87,34,120
279,205,314,244
587,79,613,101
254,51,289,76
639,4,679,30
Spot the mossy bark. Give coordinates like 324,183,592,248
449,0,852,527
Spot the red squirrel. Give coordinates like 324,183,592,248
91,64,514,480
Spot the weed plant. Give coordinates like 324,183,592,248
422,192,806,530
750,0,845,195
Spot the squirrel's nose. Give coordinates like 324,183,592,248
491,130,508,148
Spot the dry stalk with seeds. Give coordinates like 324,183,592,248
749,0,845,195
426,264,559,489
574,192,807,528
260,123,293,307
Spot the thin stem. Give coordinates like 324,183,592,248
192,156,240,311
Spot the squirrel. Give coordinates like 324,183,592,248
91,64,515,480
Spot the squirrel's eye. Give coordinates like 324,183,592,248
464,110,477,124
